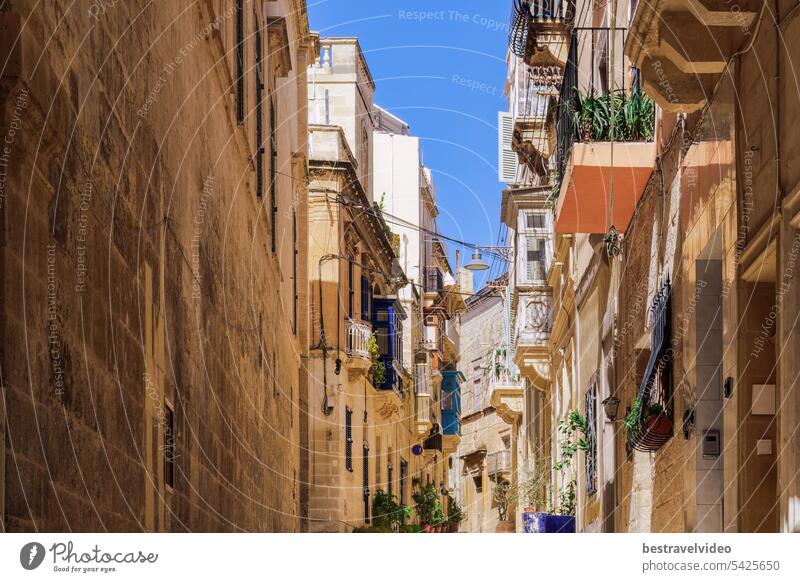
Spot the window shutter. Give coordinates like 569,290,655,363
498,112,518,184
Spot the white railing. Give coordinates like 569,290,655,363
489,369,524,391
346,319,372,360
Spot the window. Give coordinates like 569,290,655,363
347,257,355,318
360,275,370,321
387,458,393,496
269,91,278,252
345,408,353,472
526,237,547,281
525,212,546,229
361,124,369,183
292,210,298,334
164,403,175,489
472,359,483,412
235,0,245,125
585,382,598,496
520,211,551,283
362,441,370,523
399,459,408,505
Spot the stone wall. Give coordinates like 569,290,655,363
1,0,310,532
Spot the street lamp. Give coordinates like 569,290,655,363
465,250,489,271
601,395,621,422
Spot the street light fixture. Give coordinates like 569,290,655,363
465,250,490,271
601,395,621,422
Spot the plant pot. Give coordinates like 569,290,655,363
448,522,460,533
495,520,515,533
422,524,432,533
646,414,672,435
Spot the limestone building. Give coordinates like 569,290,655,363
506,0,800,533
1,0,315,531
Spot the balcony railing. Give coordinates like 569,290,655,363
556,27,633,188
488,369,524,392
552,27,657,233
346,319,372,360
509,0,575,63
487,450,512,477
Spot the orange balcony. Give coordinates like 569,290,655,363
554,140,657,234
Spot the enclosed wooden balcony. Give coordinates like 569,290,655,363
625,0,760,113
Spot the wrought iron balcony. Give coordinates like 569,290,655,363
553,27,657,234
509,0,575,68
345,318,372,361
627,279,674,452
487,450,512,478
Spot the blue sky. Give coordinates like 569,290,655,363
308,0,512,288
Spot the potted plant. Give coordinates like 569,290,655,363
625,399,672,438
447,496,465,532
432,497,446,532
412,483,441,532
370,490,410,533
643,402,672,435
493,481,515,532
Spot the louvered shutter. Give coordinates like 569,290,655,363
498,112,519,184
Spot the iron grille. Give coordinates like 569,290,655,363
629,279,674,452
509,0,532,59
255,20,264,199
585,382,597,496
345,408,353,472
235,0,245,125
363,442,370,523
269,92,278,253
164,403,175,489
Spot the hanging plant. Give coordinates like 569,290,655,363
367,333,386,387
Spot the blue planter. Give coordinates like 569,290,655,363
523,512,576,533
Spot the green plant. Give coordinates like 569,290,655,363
371,490,409,531
399,523,422,533
517,456,551,511
367,333,386,387
447,495,465,524
493,481,513,522
557,479,577,516
569,88,655,143
553,410,588,471
625,398,642,433
412,483,442,526
645,402,665,420
622,87,655,141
